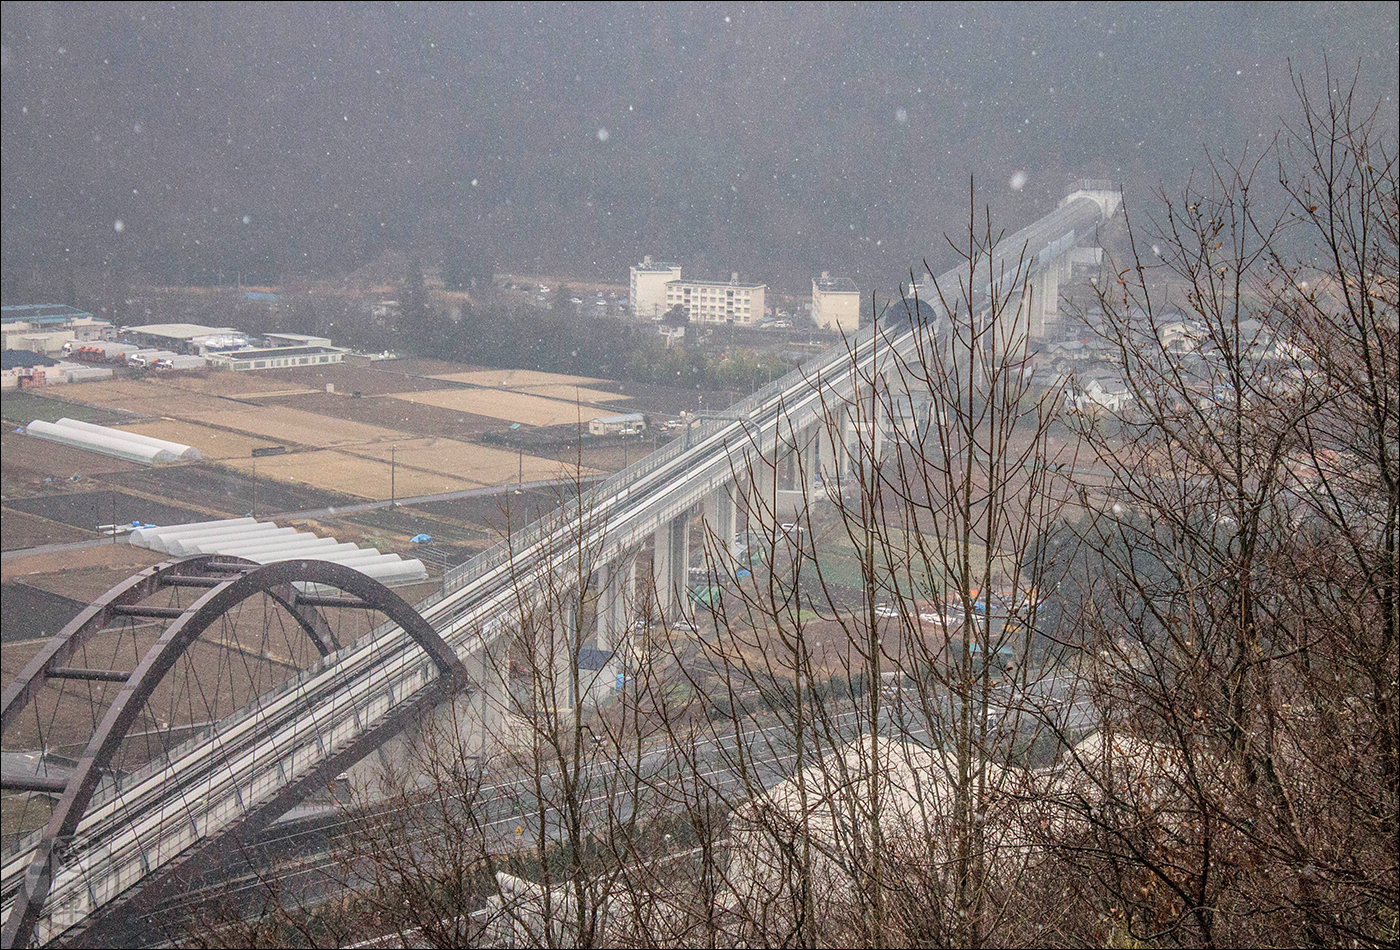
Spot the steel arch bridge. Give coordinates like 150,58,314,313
0,183,1120,948
0,556,467,948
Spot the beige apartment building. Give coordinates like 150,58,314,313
665,273,766,326
629,256,683,319
811,272,860,333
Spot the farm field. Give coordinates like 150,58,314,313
341,437,585,486
0,583,89,643
234,360,463,396
40,378,232,416
258,391,502,438
181,404,409,448
386,387,612,427
1,430,140,486
431,369,603,389
0,391,134,427
1,508,95,551
116,419,279,459
221,448,481,500
98,464,354,516
1,544,166,626
161,372,321,399
521,384,629,403
4,490,212,533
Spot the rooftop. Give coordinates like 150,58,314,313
218,345,339,359
814,274,859,294
665,275,766,289
125,323,240,340
634,255,681,272
2,349,61,370
1,304,96,325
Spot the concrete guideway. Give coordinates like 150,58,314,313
0,184,1119,948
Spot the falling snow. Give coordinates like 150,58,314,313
0,5,1393,288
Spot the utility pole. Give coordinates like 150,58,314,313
390,444,397,508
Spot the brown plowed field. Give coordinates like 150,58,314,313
237,360,463,396
519,385,629,403
254,391,502,438
1,508,95,551
1,430,141,484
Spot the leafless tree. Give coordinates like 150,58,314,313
1033,65,1397,948
174,68,1393,950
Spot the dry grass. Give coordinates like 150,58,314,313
161,373,320,399
42,379,232,416
340,437,591,485
520,384,629,403
429,369,603,388
385,388,611,427
2,544,164,588
220,449,480,500
181,405,409,448
116,420,279,459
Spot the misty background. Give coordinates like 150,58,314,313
3,2,1396,296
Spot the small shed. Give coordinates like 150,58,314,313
587,412,646,436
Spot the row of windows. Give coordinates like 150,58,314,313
230,354,339,371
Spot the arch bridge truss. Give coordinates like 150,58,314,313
1,555,466,948
1,183,1119,948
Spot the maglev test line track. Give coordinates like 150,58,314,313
0,193,1112,948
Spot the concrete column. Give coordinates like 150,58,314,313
820,410,847,481
592,561,629,695
652,519,673,618
464,635,507,760
839,410,856,473
669,512,690,618
595,559,632,649
753,449,776,501
803,423,822,493
1028,263,1058,343
704,486,739,557
555,599,577,713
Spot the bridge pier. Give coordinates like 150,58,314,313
555,599,579,712
703,485,740,559
588,558,633,698
466,634,509,762
651,513,690,622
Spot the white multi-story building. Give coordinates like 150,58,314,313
811,272,860,333
664,273,766,326
629,256,683,319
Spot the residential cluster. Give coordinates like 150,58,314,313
629,256,861,333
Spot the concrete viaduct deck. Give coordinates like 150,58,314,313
0,183,1119,947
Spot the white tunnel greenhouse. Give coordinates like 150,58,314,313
129,518,428,587
25,418,202,464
